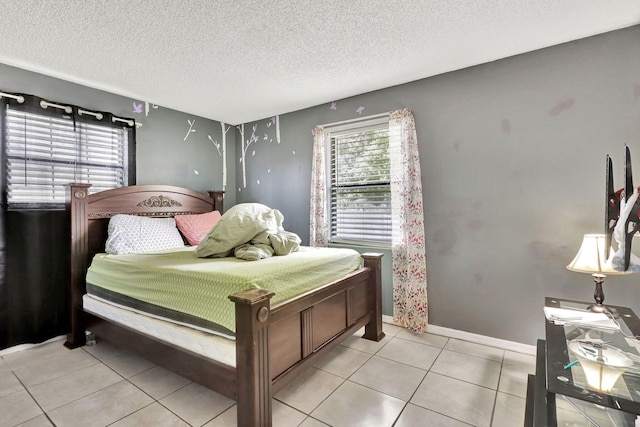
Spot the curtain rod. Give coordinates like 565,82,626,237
2,90,142,128
78,108,103,120
40,100,72,114
0,92,25,103
321,112,390,129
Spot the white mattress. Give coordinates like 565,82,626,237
82,294,236,367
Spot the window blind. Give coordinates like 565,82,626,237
5,106,128,208
330,125,391,244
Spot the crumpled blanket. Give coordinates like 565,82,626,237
234,230,303,260
196,203,301,260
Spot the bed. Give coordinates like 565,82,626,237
64,183,385,426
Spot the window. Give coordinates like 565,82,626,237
327,117,391,246
3,99,133,208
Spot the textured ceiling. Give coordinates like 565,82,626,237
0,0,638,125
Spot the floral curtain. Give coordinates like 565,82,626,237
389,108,428,332
309,110,428,332
310,125,328,246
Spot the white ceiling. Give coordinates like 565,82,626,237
0,0,639,125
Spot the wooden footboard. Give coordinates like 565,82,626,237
65,183,384,427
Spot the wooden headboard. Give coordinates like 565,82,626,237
65,183,224,347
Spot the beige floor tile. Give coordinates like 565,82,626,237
311,381,405,427
430,349,501,389
0,357,9,373
82,340,125,362
397,329,449,348
102,351,155,378
444,338,504,362
0,389,43,427
110,402,190,427
202,405,236,427
270,401,308,427
349,356,426,401
204,400,306,427
497,350,535,398
0,370,24,398
395,403,470,427
29,362,123,412
376,337,441,370
299,417,330,427
491,392,525,427
274,367,344,414
15,414,55,427
313,345,371,378
2,341,67,370
47,380,153,427
160,382,234,426
411,372,496,427
382,322,404,337
129,366,191,400
340,332,392,354
12,348,98,387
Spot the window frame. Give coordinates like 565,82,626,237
1,95,136,210
325,116,392,249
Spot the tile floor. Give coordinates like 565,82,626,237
0,323,537,427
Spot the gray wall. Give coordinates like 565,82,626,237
236,25,640,345
0,63,235,203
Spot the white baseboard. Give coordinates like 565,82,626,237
0,335,66,357
382,315,536,355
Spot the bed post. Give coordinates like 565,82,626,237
229,288,276,427
65,183,91,349
208,190,225,212
361,253,385,341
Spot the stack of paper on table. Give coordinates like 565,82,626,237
543,307,620,330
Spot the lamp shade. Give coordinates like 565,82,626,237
567,234,625,275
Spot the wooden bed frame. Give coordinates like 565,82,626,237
65,183,385,426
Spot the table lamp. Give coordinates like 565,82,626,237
566,234,628,313
568,340,632,392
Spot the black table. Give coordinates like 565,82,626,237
525,297,640,426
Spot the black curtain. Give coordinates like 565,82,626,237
0,93,136,350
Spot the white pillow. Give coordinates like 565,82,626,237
105,214,185,255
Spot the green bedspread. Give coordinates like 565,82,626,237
86,246,361,336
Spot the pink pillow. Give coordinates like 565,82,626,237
175,211,222,246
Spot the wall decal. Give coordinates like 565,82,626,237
330,101,337,110
239,123,252,188
207,135,222,156
239,117,281,188
356,106,365,114
184,119,196,141
133,102,143,113
145,102,158,116
220,123,231,191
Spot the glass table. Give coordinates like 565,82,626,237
526,297,640,426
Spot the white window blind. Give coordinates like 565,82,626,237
329,120,391,245
5,106,128,208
